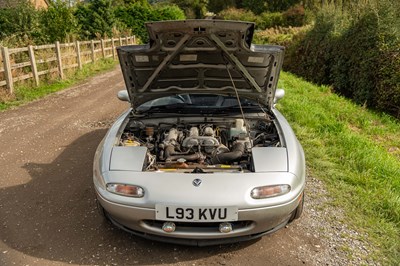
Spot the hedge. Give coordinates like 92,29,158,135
283,2,400,118
114,3,185,43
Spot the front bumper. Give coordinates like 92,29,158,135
105,209,290,246
96,190,303,245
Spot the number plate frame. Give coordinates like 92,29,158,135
155,204,238,222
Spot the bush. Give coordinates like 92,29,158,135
207,0,235,14
0,0,41,45
218,7,258,23
257,12,284,29
330,11,380,104
152,4,185,21
114,2,186,43
284,10,338,85
169,0,207,19
374,1,400,117
114,3,153,43
253,26,309,46
282,4,305,27
241,0,267,15
265,0,302,12
0,0,186,46
376,48,400,118
219,7,304,30
40,0,77,43
74,0,117,39
283,1,400,118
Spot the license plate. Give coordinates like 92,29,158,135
155,205,238,222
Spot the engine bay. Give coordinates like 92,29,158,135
118,116,282,172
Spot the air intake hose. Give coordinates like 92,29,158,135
164,145,201,162
210,142,245,164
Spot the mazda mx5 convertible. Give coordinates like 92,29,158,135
93,19,305,246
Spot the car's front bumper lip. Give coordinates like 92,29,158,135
104,209,291,246
96,188,302,243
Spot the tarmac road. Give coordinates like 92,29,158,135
0,68,366,266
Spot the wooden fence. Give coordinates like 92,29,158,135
0,36,136,94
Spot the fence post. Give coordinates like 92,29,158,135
90,40,95,63
119,37,122,47
1,47,14,94
111,38,115,59
133,35,136,44
101,39,105,58
76,41,82,69
125,36,128,45
55,41,64,79
28,45,39,86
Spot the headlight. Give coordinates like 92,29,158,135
106,183,144,198
251,184,291,199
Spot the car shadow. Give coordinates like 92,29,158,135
0,129,259,265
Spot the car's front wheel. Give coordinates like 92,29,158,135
289,192,304,223
96,198,112,223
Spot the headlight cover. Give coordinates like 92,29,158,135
106,183,145,198
251,184,291,199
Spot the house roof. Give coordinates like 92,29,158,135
0,0,50,9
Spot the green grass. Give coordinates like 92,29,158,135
0,58,118,111
278,72,400,264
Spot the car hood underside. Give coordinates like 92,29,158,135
117,20,285,109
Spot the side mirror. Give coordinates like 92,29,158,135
274,88,285,104
117,90,129,102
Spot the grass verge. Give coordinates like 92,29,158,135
0,58,118,111
278,72,400,264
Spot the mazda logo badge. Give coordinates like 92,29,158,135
192,179,202,187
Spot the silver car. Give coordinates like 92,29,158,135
94,20,305,246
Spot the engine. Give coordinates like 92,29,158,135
119,117,280,172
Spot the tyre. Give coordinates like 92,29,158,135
289,192,304,223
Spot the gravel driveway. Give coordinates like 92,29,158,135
0,68,375,265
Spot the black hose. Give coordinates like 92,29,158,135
210,142,245,164
164,145,201,162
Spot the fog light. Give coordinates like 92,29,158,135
162,222,176,233
251,184,291,199
219,222,233,233
106,183,144,198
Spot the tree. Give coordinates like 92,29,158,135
207,0,236,13
0,0,41,43
152,4,186,21
170,0,208,18
241,0,267,15
114,2,185,43
40,0,77,43
114,2,154,42
74,0,116,39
